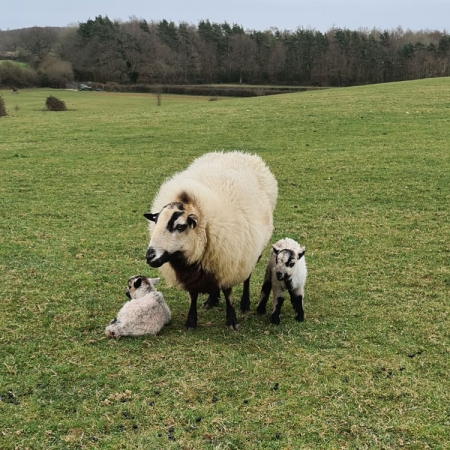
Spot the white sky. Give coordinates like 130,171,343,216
2,0,449,32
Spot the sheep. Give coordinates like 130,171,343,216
256,237,307,325
105,275,171,338
144,151,278,330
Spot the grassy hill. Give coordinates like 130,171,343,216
0,81,449,449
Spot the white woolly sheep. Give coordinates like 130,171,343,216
144,151,278,330
256,237,307,325
105,275,171,338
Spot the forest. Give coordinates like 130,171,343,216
1,15,450,89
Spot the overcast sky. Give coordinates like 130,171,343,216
2,0,449,32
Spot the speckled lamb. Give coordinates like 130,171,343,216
105,276,171,338
256,237,307,325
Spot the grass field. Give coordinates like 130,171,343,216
0,81,449,449
0,59,29,67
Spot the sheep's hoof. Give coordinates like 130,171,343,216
203,291,220,309
240,297,250,313
184,318,198,330
202,297,219,310
226,314,238,330
226,311,238,330
106,329,120,338
294,314,305,322
240,303,250,314
256,306,266,316
270,314,281,325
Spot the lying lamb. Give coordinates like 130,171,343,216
105,275,171,338
256,237,307,325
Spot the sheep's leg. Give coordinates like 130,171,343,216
256,264,272,315
202,290,220,309
240,275,251,313
185,292,198,329
270,295,285,325
256,281,271,315
223,288,238,330
289,288,305,322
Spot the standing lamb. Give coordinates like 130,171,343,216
105,275,171,338
144,151,278,330
256,237,307,325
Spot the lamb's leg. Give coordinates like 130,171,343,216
222,288,238,330
270,295,285,325
289,288,305,322
256,267,272,315
185,292,198,329
202,290,220,309
240,275,251,313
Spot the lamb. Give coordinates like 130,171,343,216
256,237,307,325
144,151,278,330
105,275,171,338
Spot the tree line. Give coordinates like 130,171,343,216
1,16,450,88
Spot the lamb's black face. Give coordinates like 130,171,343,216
275,250,297,281
126,275,147,297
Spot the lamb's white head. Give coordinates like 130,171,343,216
144,194,203,268
272,245,306,281
126,275,160,299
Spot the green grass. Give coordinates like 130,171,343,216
0,82,449,449
0,59,29,68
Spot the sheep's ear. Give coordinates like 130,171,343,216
187,214,198,229
272,245,281,255
144,212,158,222
133,278,142,289
149,277,160,285
298,247,306,259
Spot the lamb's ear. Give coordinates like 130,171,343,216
272,245,281,255
298,247,306,259
133,277,142,289
187,214,198,229
149,277,160,285
144,212,158,222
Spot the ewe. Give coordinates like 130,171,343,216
144,151,278,330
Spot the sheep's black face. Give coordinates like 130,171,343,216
145,201,200,268
146,248,173,268
274,250,296,281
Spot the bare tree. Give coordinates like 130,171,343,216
267,40,286,83
19,27,58,66
197,40,219,83
225,33,257,83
